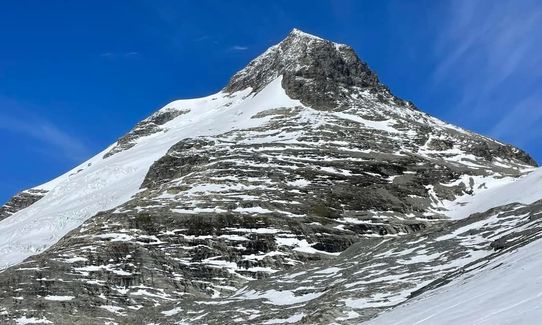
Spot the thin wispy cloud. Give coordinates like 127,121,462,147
0,98,92,163
100,51,141,59
194,35,210,42
230,45,248,51
434,1,542,88
433,0,542,152
490,95,542,146
124,51,140,57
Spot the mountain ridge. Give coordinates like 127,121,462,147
0,29,539,324
224,28,403,111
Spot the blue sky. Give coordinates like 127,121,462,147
1,0,541,203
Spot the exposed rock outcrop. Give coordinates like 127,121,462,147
0,189,47,221
0,29,538,325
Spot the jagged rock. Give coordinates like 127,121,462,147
0,29,539,325
226,29,398,110
0,189,47,221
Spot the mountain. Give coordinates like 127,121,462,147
0,29,540,325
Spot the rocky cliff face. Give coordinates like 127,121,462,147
0,29,538,324
0,189,47,222
224,29,392,110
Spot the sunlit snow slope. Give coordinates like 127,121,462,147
0,77,299,270
0,29,539,325
363,167,542,325
444,167,542,219
366,212,542,325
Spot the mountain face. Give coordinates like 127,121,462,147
0,189,47,222
0,29,540,325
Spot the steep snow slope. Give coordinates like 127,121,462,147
0,77,299,270
0,29,539,325
366,221,542,325
444,167,541,219
363,167,542,324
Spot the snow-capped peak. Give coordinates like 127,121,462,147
223,28,384,105
0,28,540,325
288,28,325,41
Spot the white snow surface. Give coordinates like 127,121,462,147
263,313,305,324
235,288,324,306
0,76,302,271
365,167,542,324
445,167,542,219
366,232,542,325
15,316,52,325
43,295,75,301
333,112,398,133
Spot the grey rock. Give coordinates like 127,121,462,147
0,29,538,325
0,189,47,221
225,29,395,111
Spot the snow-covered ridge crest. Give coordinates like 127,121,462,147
0,29,540,324
0,76,301,271
289,28,326,41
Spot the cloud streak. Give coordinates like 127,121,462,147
0,98,92,163
99,51,141,59
434,1,542,91
490,95,542,146
433,0,542,156
230,45,248,51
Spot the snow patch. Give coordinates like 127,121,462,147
16,317,53,324
43,295,74,301
444,168,542,219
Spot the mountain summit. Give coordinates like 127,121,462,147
225,28,391,109
0,29,540,324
